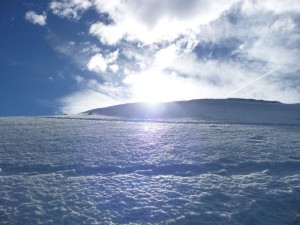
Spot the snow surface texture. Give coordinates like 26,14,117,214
1,99,300,224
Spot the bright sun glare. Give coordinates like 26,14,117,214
126,70,196,103
134,75,171,103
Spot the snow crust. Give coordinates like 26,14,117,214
1,99,300,224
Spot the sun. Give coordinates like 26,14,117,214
134,75,170,103
125,71,185,103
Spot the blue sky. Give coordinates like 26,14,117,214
0,0,299,116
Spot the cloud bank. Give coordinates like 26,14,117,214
29,0,300,114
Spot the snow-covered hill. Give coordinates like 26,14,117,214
84,98,300,125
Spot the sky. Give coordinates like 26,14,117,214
0,0,300,116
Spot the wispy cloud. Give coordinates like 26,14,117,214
49,0,92,20
59,81,126,114
25,11,47,26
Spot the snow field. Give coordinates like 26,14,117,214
0,116,300,224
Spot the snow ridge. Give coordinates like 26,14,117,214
83,98,300,125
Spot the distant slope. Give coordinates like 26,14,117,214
82,99,300,125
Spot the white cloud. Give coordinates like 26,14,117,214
91,0,239,45
109,64,119,73
154,44,178,69
86,50,119,78
106,49,119,64
25,11,47,26
242,0,300,14
89,22,126,45
87,53,108,74
49,0,92,20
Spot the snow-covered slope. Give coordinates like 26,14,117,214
83,98,300,125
